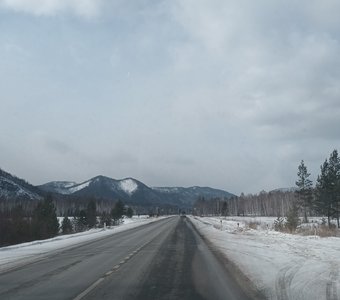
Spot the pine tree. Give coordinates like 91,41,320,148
221,201,229,217
74,210,87,232
61,216,73,234
295,160,313,223
315,159,333,227
86,200,97,228
31,195,59,240
328,150,340,227
315,150,340,228
10,205,32,244
315,160,327,221
126,207,133,218
111,200,125,225
285,203,299,233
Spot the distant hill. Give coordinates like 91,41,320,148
152,186,235,206
39,176,167,206
39,176,235,208
0,168,42,201
269,187,297,193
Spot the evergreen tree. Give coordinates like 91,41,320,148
295,160,313,223
221,201,229,217
74,209,87,232
61,216,73,234
10,205,32,244
111,200,125,225
126,207,133,218
285,203,299,233
86,200,97,228
315,150,340,227
31,195,59,240
315,159,333,227
328,150,340,227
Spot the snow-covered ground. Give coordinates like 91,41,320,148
0,215,168,273
190,216,340,300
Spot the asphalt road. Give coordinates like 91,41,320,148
0,216,259,300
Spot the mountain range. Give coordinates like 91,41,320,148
39,175,235,208
0,168,235,208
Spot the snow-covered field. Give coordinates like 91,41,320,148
0,215,168,273
190,216,340,300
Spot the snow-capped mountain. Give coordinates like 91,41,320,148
0,167,236,208
39,176,235,207
39,176,141,196
38,176,163,205
0,168,42,201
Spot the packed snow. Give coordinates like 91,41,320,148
119,179,138,195
0,216,167,273
190,216,340,300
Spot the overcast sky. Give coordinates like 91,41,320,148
1,0,340,194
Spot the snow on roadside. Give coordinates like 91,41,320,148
0,216,168,273
190,216,340,300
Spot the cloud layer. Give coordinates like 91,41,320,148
1,1,340,194
0,0,101,17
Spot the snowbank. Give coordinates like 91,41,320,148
0,215,168,273
190,216,340,300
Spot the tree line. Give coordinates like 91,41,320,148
193,149,340,228
0,196,134,247
193,191,295,218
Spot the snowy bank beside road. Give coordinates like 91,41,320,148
190,216,340,300
0,216,169,273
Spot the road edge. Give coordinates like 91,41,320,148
188,216,266,300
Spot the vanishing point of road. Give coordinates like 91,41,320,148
0,216,261,299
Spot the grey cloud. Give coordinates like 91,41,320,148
0,0,102,17
1,1,340,194
44,138,73,155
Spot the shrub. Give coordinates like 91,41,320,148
248,221,260,230
274,216,285,231
318,225,337,237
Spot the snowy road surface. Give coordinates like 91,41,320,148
0,216,258,300
190,216,340,300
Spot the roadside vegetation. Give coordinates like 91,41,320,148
194,149,340,236
0,197,134,247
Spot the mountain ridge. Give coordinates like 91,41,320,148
39,175,235,207
0,168,236,208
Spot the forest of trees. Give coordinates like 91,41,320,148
194,149,340,229
193,190,295,217
0,195,59,246
0,196,134,247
